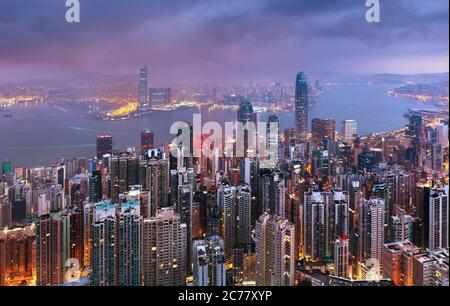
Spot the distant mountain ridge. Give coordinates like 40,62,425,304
311,71,449,85
1,72,448,88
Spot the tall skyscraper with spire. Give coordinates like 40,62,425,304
295,71,309,144
138,66,148,105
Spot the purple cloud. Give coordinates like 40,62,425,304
0,0,448,83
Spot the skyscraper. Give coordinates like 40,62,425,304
118,207,142,286
96,134,112,160
406,115,424,167
334,235,350,279
217,184,236,263
358,199,385,270
263,114,279,169
424,126,444,174
391,208,413,243
311,118,336,145
371,183,391,235
435,122,449,148
141,129,154,154
91,200,142,286
260,171,286,217
67,207,84,273
429,186,448,251
1,160,12,176
341,120,357,145
311,149,330,180
0,225,35,286
138,66,148,105
192,236,227,286
415,182,431,249
83,203,95,269
236,98,256,158
150,87,171,104
91,203,116,286
109,154,138,203
255,213,295,286
142,208,187,286
295,71,309,144
88,170,102,203
36,212,69,286
232,243,256,286
177,183,193,271
192,239,209,286
145,157,169,213
302,189,349,262
236,184,252,245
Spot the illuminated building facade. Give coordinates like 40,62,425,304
255,213,295,286
142,208,186,286
96,134,113,160
295,71,309,144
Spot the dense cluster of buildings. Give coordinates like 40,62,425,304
0,71,448,286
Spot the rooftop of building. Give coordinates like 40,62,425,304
414,249,449,266
96,199,139,208
384,241,420,255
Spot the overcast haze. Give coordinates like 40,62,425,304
0,0,448,84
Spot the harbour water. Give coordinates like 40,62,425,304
0,85,440,167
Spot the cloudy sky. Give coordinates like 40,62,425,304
0,0,448,84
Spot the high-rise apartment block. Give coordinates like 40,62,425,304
142,208,187,286
255,213,295,286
